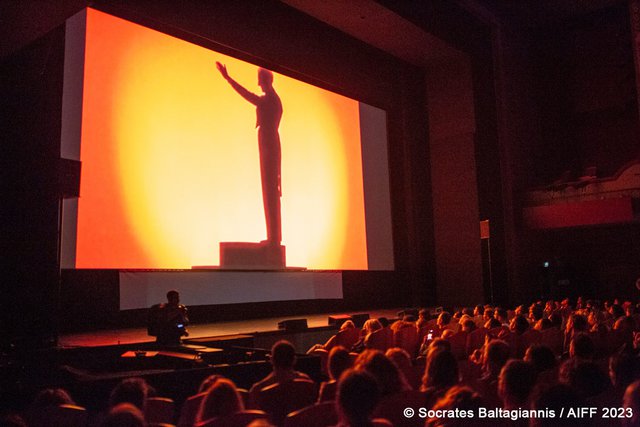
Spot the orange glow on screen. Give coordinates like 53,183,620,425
76,8,367,269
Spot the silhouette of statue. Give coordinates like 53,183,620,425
217,62,283,245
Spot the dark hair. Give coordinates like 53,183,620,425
422,349,458,391
525,345,556,373
328,346,352,380
109,378,149,410
570,333,595,359
513,315,529,335
530,304,544,321
32,388,75,407
197,378,243,422
531,384,586,427
484,340,510,377
499,360,536,406
378,317,390,328
610,350,639,389
495,308,508,320
337,370,380,425
166,289,179,300
355,350,408,396
271,340,296,369
438,312,451,325
559,360,610,398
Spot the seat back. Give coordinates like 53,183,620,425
196,410,268,427
28,404,88,427
367,329,391,352
146,397,175,425
178,392,206,427
540,328,564,356
284,401,338,427
466,327,488,355
257,379,318,426
447,331,469,360
394,325,420,357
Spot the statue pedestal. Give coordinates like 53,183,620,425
219,241,286,270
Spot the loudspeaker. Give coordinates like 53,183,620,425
328,314,353,328
277,319,308,332
350,313,370,328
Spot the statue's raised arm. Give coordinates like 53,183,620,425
216,62,261,105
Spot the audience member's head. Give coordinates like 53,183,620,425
377,317,390,328
197,378,244,423
355,349,408,396
548,312,563,329
437,312,452,328
422,348,458,392
336,369,380,427
494,308,508,324
109,378,149,411
569,333,595,360
483,339,510,377
198,374,222,393
461,319,476,333
362,319,382,335
427,386,491,427
524,345,556,374
32,388,75,408
529,303,544,322
510,315,529,335
328,346,352,381
566,314,589,335
101,403,145,427
386,347,412,373
270,340,296,370
534,318,552,331
498,359,536,409
428,338,452,353
340,320,356,330
0,414,27,427
530,384,586,427
559,359,610,399
474,305,484,316
610,350,639,390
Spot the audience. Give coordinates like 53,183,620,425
15,296,640,427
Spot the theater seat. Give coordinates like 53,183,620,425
284,401,338,427
177,392,206,427
256,379,318,426
27,404,88,427
195,410,268,427
146,397,175,425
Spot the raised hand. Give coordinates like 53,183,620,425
216,61,229,80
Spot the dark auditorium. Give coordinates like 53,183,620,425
2,1,640,426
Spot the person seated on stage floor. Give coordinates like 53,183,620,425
147,289,189,346
249,340,310,401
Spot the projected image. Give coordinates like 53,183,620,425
73,8,370,270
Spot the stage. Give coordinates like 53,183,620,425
58,308,402,348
